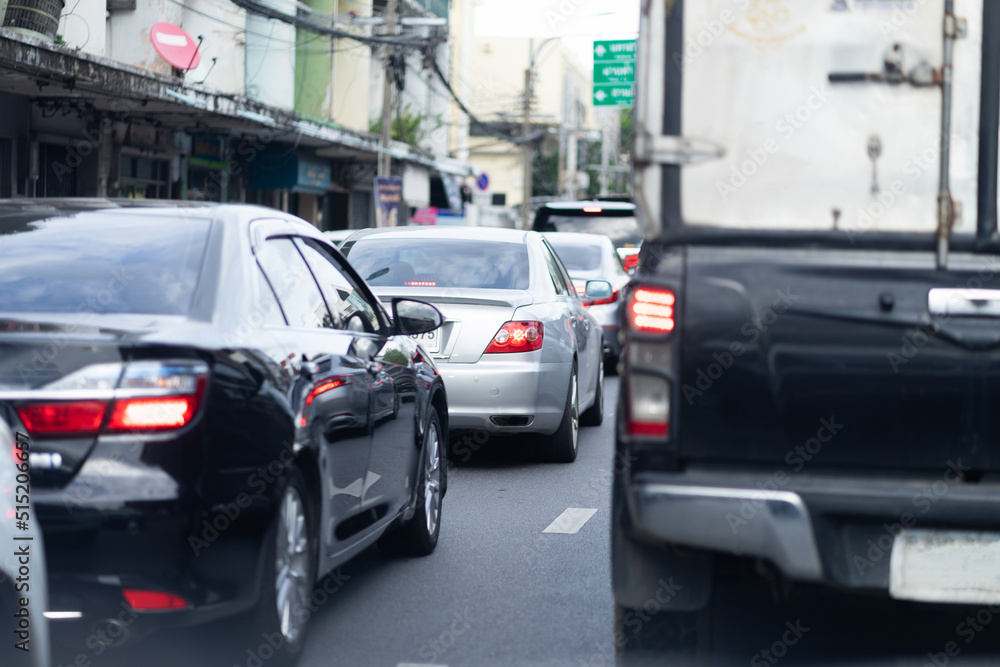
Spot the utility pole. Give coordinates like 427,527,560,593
378,0,398,181
519,62,534,230
599,119,611,196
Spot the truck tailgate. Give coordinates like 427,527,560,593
678,245,1000,471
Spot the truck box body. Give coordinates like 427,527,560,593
614,0,1000,627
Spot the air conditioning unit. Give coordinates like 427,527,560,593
2,0,65,42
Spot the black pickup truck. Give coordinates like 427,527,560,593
613,0,1000,660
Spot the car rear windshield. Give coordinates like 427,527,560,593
545,215,642,247
545,240,603,271
345,238,530,290
0,212,210,315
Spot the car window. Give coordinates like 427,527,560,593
254,265,288,327
0,213,210,316
546,241,603,271
296,238,382,334
540,214,642,247
345,238,529,290
552,249,576,296
256,237,332,329
540,243,571,296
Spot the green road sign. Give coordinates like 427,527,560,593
594,61,635,85
593,39,636,63
593,83,634,107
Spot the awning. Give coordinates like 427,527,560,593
248,151,331,194
0,30,476,177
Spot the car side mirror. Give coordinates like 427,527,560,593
584,280,613,300
391,298,444,335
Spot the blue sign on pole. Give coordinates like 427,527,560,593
476,172,490,191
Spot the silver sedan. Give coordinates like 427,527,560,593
542,232,632,365
342,227,604,462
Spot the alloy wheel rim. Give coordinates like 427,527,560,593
423,420,442,536
275,485,310,644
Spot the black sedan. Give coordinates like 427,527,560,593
0,200,448,666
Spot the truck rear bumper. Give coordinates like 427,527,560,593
626,467,1000,591
628,481,824,581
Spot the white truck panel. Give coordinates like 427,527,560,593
678,0,983,235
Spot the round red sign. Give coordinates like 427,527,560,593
150,23,201,71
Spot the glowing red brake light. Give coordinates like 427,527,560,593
17,402,107,436
484,321,544,354
123,589,189,611
405,281,437,287
629,288,676,333
583,206,603,213
107,394,201,431
16,360,208,439
623,254,639,272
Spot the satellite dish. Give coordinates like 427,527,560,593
150,22,201,71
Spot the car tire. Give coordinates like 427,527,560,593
247,466,316,667
378,410,444,556
543,362,579,463
580,353,604,427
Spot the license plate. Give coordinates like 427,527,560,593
410,331,440,354
890,529,1000,603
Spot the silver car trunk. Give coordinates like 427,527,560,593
373,287,533,363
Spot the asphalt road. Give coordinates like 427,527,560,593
293,379,620,667
57,380,619,667
51,376,1000,667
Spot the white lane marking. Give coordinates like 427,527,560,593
542,507,598,534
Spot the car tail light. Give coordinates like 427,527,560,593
583,206,603,213
123,589,189,611
107,396,199,431
484,321,544,354
628,373,670,438
629,287,676,333
623,254,639,273
16,360,208,439
18,401,107,436
405,281,437,286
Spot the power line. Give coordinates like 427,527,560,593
230,0,430,48
426,54,546,146
165,0,336,48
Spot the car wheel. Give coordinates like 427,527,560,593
543,362,579,463
249,467,315,667
580,352,604,427
379,410,443,556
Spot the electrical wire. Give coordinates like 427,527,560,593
230,0,430,47
426,54,547,145
164,0,353,49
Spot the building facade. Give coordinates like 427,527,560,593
0,0,471,228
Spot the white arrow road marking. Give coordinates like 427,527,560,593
543,508,598,534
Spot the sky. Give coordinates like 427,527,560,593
471,0,641,69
